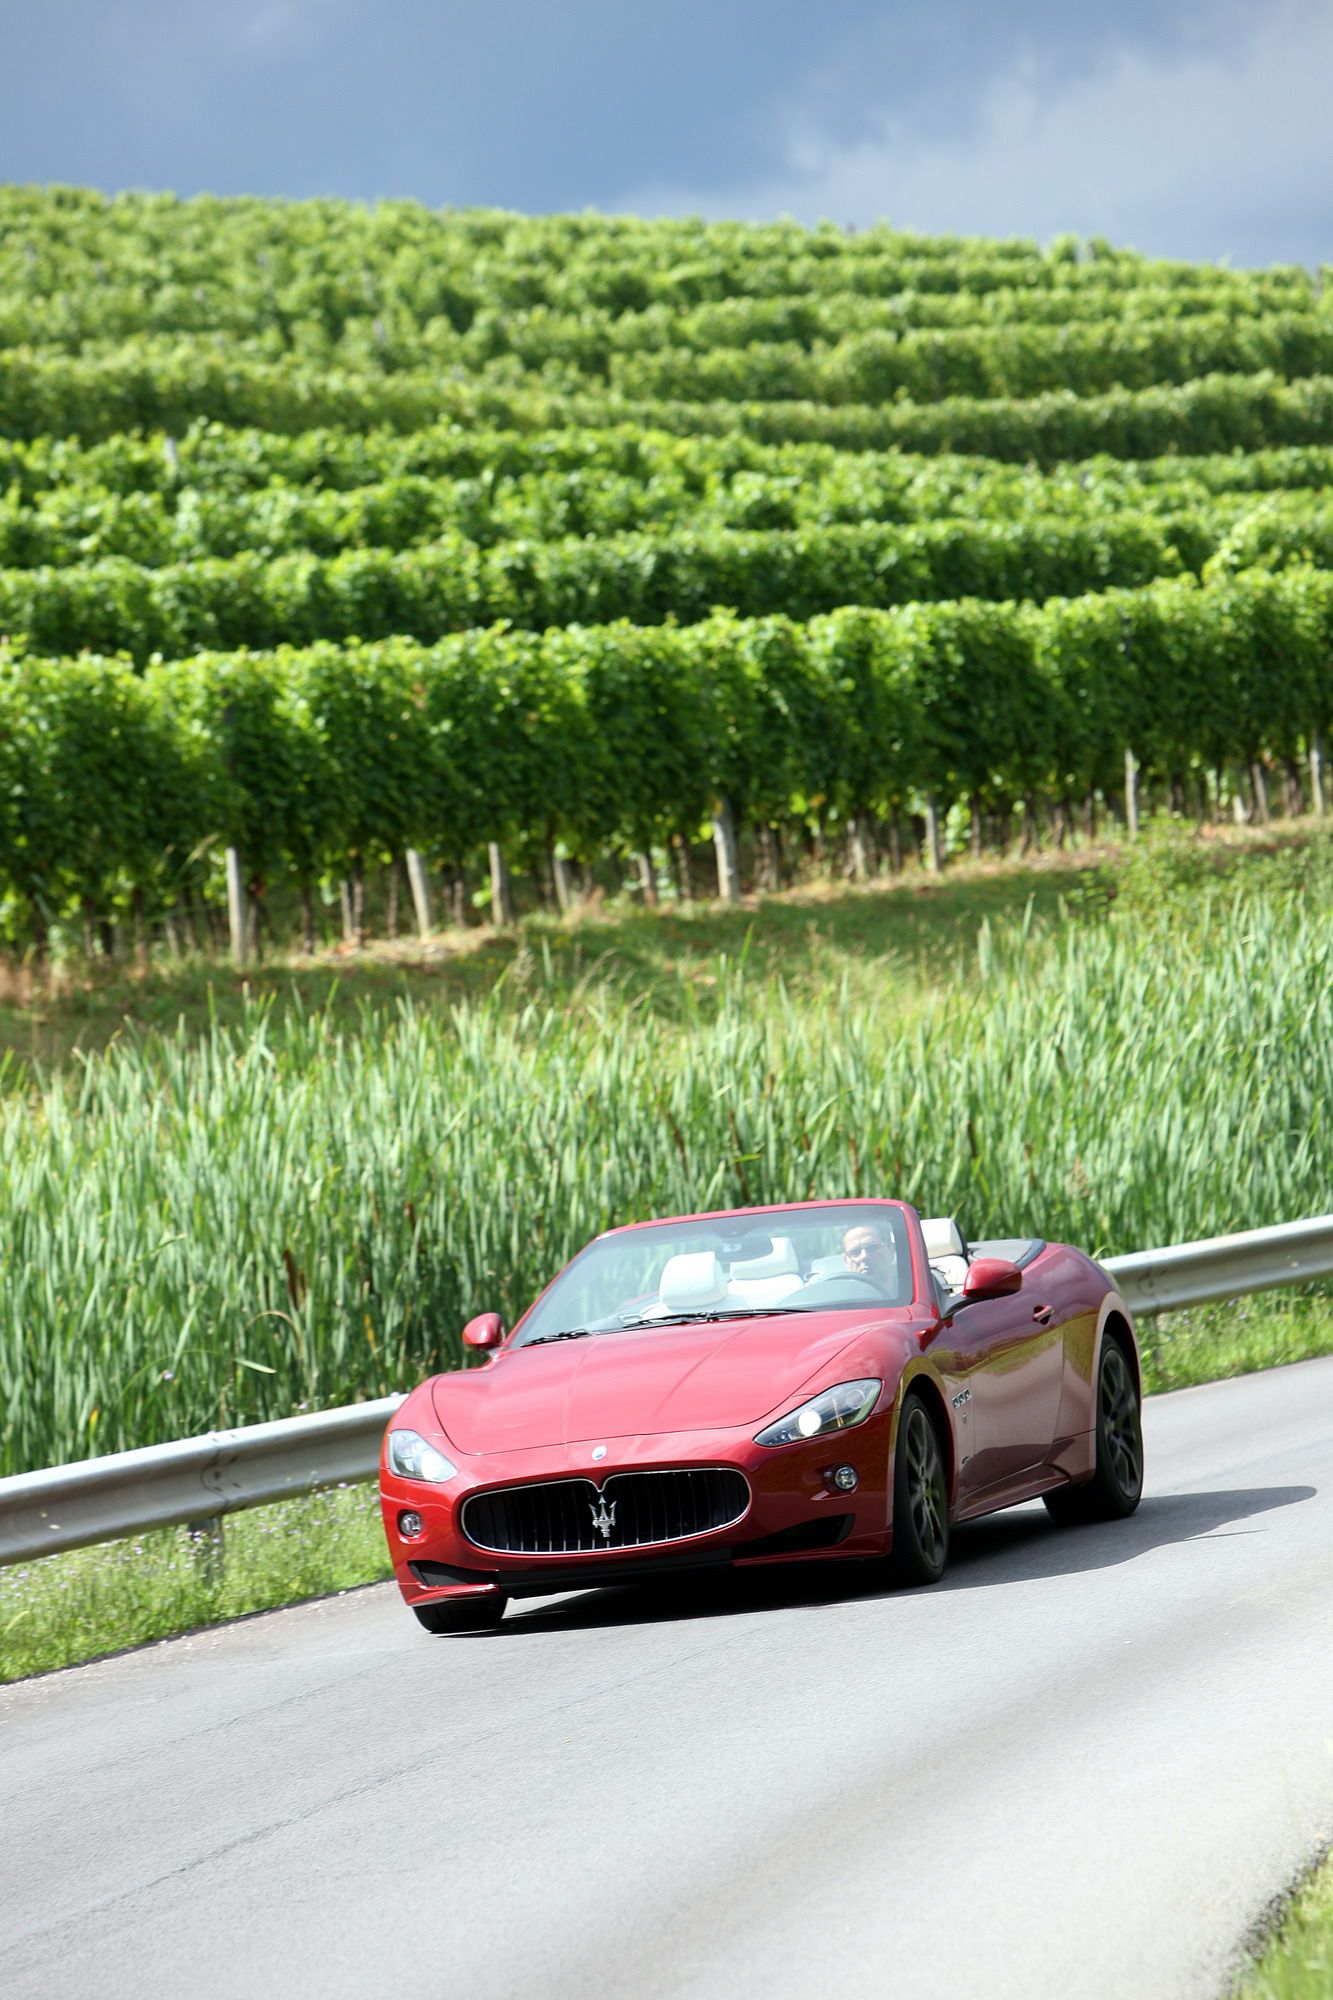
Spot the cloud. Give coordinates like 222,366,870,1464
617,0,1333,264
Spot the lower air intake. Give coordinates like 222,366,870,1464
461,1468,750,1555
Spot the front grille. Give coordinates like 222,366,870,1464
461,1468,750,1556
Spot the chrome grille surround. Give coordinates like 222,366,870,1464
460,1467,751,1556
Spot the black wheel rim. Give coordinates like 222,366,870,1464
1100,1346,1142,1496
905,1406,947,1570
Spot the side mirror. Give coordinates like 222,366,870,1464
962,1257,1022,1303
462,1311,505,1351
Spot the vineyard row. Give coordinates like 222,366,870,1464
13,311,1333,409
9,417,1333,510
7,190,1304,313
4,455,1329,570
2,498,1327,661
6,353,1333,460
0,275,1314,359
4,567,1329,946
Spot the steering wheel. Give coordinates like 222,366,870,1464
798,1272,885,1299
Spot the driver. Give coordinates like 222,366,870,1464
841,1224,896,1292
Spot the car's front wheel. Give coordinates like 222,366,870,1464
1043,1336,1143,1525
889,1393,950,1585
413,1594,509,1635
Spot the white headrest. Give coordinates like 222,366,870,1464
658,1251,729,1312
728,1235,798,1280
921,1217,967,1262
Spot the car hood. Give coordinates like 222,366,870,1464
430,1312,905,1455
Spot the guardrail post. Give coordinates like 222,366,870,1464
187,1514,224,1586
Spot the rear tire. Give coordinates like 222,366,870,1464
413,1594,508,1634
1043,1337,1143,1525
889,1393,950,1585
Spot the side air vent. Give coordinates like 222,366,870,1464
736,1515,855,1558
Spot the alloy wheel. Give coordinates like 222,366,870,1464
1100,1345,1142,1499
905,1404,948,1571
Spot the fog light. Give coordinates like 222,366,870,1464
831,1464,859,1493
398,1510,424,1539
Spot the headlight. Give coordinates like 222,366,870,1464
754,1379,882,1447
386,1429,458,1483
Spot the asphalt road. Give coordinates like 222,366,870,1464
3,1358,1331,2000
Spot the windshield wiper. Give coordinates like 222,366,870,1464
616,1306,810,1330
528,1306,815,1343
724,1306,811,1317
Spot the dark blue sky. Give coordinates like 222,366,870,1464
4,0,1330,265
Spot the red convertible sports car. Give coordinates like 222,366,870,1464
380,1198,1143,1633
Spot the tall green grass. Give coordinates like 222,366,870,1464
3,876,1330,1477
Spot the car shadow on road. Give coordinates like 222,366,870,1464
938,1482,1318,1592
475,1483,1317,1638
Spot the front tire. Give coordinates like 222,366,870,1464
413,1594,508,1635
889,1393,950,1585
1043,1337,1143,1525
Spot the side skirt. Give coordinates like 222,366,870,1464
952,1431,1095,1523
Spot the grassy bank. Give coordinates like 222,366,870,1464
4,1290,1331,1686
1237,1851,1333,1997
0,1484,388,1685
0,820,1313,1078
0,847,1097,1075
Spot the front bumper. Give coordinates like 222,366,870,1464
380,1414,892,1607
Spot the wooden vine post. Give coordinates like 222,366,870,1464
711,800,742,904
404,848,434,938
488,843,515,927
923,797,944,874
225,847,248,967
1311,732,1327,818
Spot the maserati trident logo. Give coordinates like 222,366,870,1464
589,1496,617,1542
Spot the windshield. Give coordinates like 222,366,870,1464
513,1204,914,1346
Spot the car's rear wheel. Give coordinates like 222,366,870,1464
1043,1336,1143,1525
889,1393,950,1585
413,1594,509,1635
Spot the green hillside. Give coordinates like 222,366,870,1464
4,191,1333,1471
0,188,1329,952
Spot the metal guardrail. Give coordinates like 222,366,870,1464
3,1212,1331,1569
1102,1211,1333,1316
0,1396,404,1568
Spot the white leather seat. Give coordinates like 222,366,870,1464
655,1251,730,1314
921,1216,970,1294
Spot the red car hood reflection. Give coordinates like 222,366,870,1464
430,1312,901,1454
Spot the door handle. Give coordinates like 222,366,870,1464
1031,1303,1053,1324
